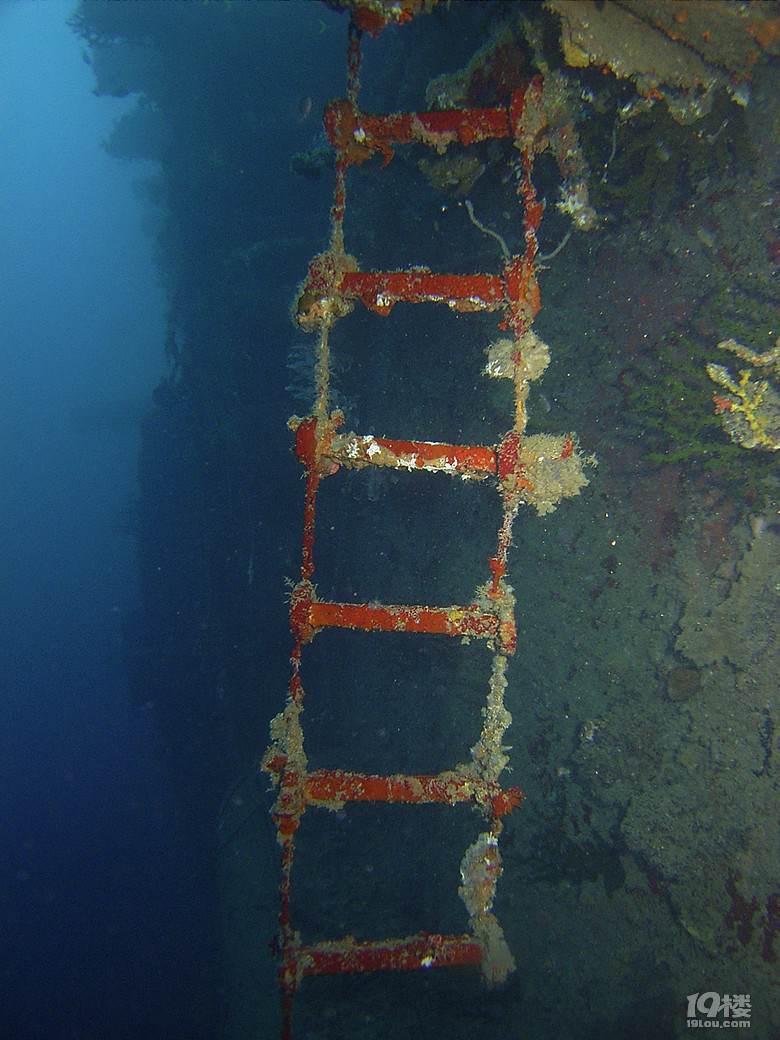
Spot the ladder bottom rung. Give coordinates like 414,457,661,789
298,933,482,977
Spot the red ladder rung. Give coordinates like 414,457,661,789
297,254,539,329
303,769,523,816
309,600,500,639
298,933,484,978
324,98,513,167
327,432,497,477
339,269,505,315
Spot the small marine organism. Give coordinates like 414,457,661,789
707,338,780,451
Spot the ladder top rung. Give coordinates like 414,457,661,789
298,932,483,977
309,600,499,639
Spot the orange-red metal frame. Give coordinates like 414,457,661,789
264,15,550,1039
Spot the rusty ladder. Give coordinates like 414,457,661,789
263,16,569,1039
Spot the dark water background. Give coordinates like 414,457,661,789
2,4,205,1037
1,2,349,1036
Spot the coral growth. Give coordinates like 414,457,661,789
707,337,780,451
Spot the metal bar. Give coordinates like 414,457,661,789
324,98,512,167
327,432,497,477
309,600,500,639
339,268,506,315
303,769,523,816
299,933,484,977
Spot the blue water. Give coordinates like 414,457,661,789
1,3,349,1036
0,4,207,1037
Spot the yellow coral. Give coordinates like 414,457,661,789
707,339,780,451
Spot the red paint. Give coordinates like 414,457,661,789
324,98,513,169
502,255,541,330
301,933,483,977
497,430,534,496
304,769,522,817
498,613,517,655
372,437,496,472
497,430,520,483
288,581,315,643
294,417,319,470
488,555,506,593
309,599,500,640
339,268,505,314
351,5,387,36
328,434,497,475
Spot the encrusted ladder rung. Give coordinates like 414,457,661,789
295,933,483,978
296,255,539,328
339,269,506,313
326,431,497,477
268,769,522,840
309,600,502,640
290,579,517,653
303,769,523,816
323,96,519,167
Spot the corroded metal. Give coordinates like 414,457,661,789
262,13,589,1038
